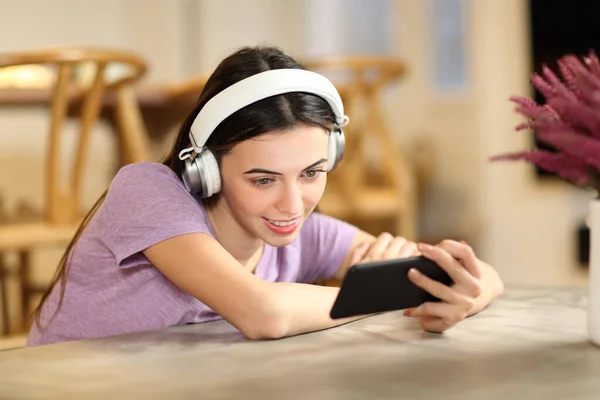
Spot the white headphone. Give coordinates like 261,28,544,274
178,68,350,197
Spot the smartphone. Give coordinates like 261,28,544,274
329,256,453,319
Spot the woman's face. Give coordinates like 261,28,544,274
218,125,330,247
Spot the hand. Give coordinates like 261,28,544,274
403,240,483,333
349,232,420,266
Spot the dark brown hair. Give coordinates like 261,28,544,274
32,46,337,329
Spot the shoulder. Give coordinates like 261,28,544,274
109,162,184,192
104,161,206,220
106,162,190,204
100,162,214,266
300,212,357,236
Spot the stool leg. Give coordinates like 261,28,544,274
0,254,10,336
18,251,31,332
114,84,150,164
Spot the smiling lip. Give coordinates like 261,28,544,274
262,217,301,235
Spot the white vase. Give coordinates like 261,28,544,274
589,198,600,346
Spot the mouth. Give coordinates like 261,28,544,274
264,217,301,225
262,216,302,235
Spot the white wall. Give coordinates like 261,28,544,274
188,0,304,72
388,0,481,245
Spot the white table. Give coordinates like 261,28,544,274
1,286,598,399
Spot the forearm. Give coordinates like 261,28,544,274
243,258,503,338
267,282,370,338
468,259,504,316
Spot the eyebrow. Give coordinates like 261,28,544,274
243,158,328,175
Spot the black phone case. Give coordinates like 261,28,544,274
330,256,453,319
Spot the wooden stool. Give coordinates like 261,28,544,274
303,56,418,240
0,47,148,332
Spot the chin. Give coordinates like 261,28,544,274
262,234,300,248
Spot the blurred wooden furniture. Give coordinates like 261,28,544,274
303,57,417,240
0,211,8,336
0,73,209,162
0,261,7,336
132,74,209,145
0,47,148,333
0,334,26,351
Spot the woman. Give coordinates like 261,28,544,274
27,46,503,346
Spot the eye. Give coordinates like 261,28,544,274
251,177,275,187
303,169,325,179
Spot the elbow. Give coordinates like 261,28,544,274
241,315,290,340
496,277,505,298
491,266,505,299
238,294,291,340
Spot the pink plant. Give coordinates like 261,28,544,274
491,50,600,193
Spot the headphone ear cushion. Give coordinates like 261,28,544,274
327,129,345,171
199,149,222,197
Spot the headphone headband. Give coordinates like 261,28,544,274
185,69,349,154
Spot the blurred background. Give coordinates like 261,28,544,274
0,0,596,338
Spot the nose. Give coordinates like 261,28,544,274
275,182,304,216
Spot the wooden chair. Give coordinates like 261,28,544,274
0,196,9,336
0,334,27,351
134,73,210,145
302,56,418,240
0,47,149,334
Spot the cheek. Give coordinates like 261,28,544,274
224,180,271,213
303,176,327,204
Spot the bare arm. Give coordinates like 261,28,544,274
143,233,368,340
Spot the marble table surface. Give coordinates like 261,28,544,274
1,286,599,399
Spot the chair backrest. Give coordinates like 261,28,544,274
302,56,407,194
0,47,147,226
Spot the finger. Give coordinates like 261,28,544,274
350,242,371,266
437,240,482,279
419,316,453,334
398,241,419,258
382,236,407,259
407,268,474,309
402,307,416,316
417,243,480,296
365,232,394,261
406,301,468,323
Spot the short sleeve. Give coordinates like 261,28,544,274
101,162,213,268
297,212,359,283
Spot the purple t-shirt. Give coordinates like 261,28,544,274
27,162,358,346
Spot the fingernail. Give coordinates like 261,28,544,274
408,268,419,277
459,240,468,245
406,307,420,317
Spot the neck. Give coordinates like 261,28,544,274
205,199,264,270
